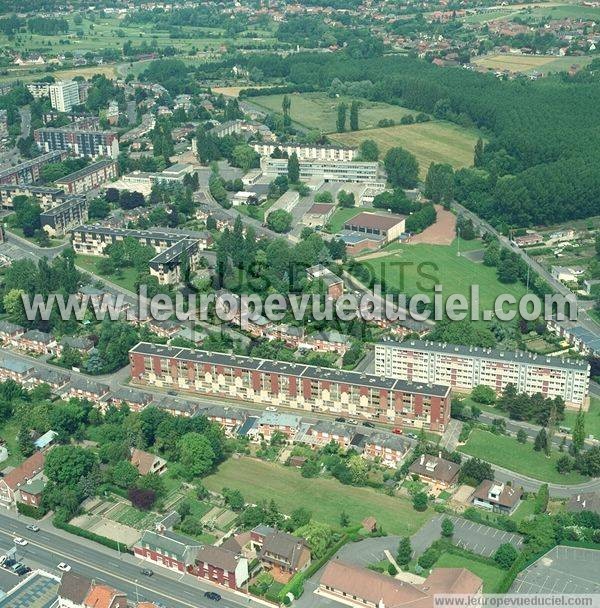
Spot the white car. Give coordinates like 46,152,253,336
265,406,278,412
57,562,71,572
13,538,27,546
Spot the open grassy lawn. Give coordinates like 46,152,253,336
562,397,600,440
510,496,537,523
358,240,526,312
203,457,432,535
433,552,505,593
75,254,138,294
331,122,481,179
328,206,377,233
459,429,588,484
473,54,591,75
0,419,22,470
250,92,414,133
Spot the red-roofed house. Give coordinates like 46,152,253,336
0,451,45,508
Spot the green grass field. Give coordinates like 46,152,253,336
331,122,481,179
433,552,505,593
203,457,432,535
459,429,588,484
358,240,526,312
251,92,414,133
473,54,591,75
328,206,377,233
0,419,23,470
562,397,600,440
75,254,138,294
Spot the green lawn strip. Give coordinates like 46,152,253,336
562,397,600,440
0,419,23,470
359,242,526,311
203,457,431,535
433,551,506,593
75,254,139,294
458,429,588,484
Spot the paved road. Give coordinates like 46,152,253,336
0,510,258,608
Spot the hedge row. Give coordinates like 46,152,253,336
53,517,131,554
16,502,46,520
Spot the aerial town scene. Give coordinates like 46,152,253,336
0,0,598,606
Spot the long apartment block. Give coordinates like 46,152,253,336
252,142,358,161
34,127,120,159
0,151,65,185
260,156,379,183
129,342,452,431
70,225,213,284
375,339,590,409
40,196,88,237
55,158,118,194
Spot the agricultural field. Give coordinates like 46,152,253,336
330,122,481,179
473,54,591,75
459,429,589,484
357,239,526,312
250,92,414,133
203,457,432,535
433,552,506,593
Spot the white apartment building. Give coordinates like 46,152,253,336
260,157,379,183
374,339,590,409
49,81,80,112
253,142,357,162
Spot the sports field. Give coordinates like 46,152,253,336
250,92,414,132
203,457,432,535
358,240,526,312
330,122,481,179
459,429,588,484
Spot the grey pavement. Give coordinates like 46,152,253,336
440,419,462,452
510,545,600,594
410,515,523,558
333,535,400,568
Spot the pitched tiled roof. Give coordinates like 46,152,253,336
3,452,45,490
130,448,164,475
84,583,126,608
58,571,92,604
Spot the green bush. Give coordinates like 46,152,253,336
17,502,46,519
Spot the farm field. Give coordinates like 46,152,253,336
433,552,506,593
459,429,589,484
357,239,526,312
250,92,414,133
203,457,432,535
330,122,481,179
473,54,591,74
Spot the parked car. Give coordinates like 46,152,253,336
347,419,358,425
406,432,418,439
362,421,375,428
141,568,154,577
11,562,23,572
3,559,16,569
16,566,29,576
13,538,27,546
392,428,403,435
204,591,221,601
334,417,346,423
265,406,277,412
26,524,39,532
57,562,71,572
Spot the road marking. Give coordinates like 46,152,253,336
0,526,250,608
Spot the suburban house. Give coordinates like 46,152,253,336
134,529,202,573
201,405,246,434
305,330,350,354
64,378,110,402
130,448,167,476
306,264,344,299
567,492,600,515
0,356,34,382
0,451,45,508
250,525,311,580
0,320,24,344
257,412,302,441
55,336,95,357
308,420,352,449
318,560,482,608
58,571,128,608
109,387,153,412
408,454,460,491
363,433,408,468
192,545,249,590
156,396,199,418
29,368,70,391
471,480,523,515
18,329,57,355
